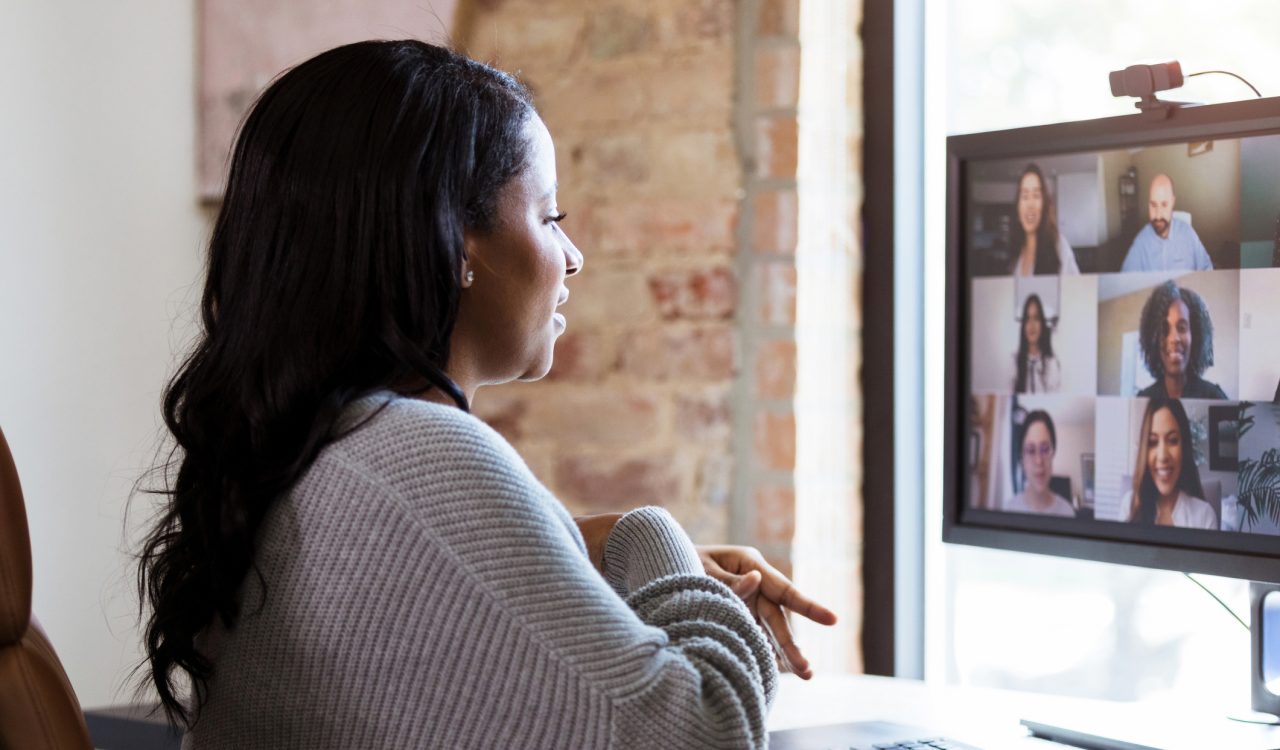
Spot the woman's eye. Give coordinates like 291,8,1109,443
546,211,567,224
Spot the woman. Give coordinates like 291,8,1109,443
137,41,833,748
1136,280,1227,399
1009,163,1080,276
1005,410,1075,517
1012,293,1061,394
1126,397,1218,529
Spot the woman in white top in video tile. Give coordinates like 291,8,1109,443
1011,293,1061,394
1125,396,1219,530
1009,163,1080,277
1006,410,1075,517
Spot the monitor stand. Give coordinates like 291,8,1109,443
1021,582,1280,749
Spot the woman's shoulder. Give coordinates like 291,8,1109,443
1136,381,1162,398
1051,493,1075,516
1056,232,1080,273
327,392,532,489
1177,492,1219,528
343,392,504,443
1186,377,1228,400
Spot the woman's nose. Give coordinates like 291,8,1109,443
563,234,584,277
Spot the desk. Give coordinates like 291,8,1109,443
769,673,1280,750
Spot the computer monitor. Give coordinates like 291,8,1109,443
943,95,1280,740
943,96,1280,586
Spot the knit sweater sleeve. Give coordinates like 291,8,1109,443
339,399,776,748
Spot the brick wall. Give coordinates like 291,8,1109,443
460,0,804,566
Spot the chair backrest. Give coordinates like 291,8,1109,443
0,426,92,749
1201,476,1223,525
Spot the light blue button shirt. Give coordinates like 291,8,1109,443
1120,219,1214,272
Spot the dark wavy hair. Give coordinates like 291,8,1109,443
1009,163,1061,275
1016,409,1056,491
1129,396,1204,524
135,40,535,727
1139,280,1214,380
1014,294,1054,393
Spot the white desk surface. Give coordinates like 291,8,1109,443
769,673,1280,750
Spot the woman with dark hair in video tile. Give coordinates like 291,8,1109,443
1136,280,1227,399
1126,397,1218,529
1012,294,1060,393
1006,410,1075,517
1010,163,1080,276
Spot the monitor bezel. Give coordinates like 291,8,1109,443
943,96,1280,584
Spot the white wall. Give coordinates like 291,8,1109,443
1241,269,1280,401
0,2,205,706
970,277,1015,392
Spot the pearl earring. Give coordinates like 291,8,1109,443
464,270,475,285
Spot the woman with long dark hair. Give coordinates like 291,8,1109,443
1012,293,1060,393
136,41,832,748
1125,397,1218,529
1009,163,1080,276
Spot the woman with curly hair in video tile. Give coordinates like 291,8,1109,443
1136,280,1227,400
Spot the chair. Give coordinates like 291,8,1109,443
0,426,93,749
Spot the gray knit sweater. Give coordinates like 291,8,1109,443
185,393,777,749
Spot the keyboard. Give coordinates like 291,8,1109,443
769,721,986,750
868,739,983,750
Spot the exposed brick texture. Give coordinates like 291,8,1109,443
460,1,835,639
751,189,798,255
756,0,800,38
753,485,796,545
753,410,796,472
754,338,797,400
648,266,737,320
462,0,745,548
755,42,801,109
754,114,798,179
759,263,798,326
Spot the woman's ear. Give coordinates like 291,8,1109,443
461,234,476,289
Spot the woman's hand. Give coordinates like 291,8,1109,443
696,545,838,680
575,513,624,573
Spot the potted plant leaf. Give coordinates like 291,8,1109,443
1237,402,1280,531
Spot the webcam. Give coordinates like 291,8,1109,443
1109,61,1183,98
1110,61,1194,118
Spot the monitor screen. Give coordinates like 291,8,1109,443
945,98,1280,583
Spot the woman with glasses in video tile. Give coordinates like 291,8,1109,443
1136,280,1227,400
1126,397,1218,529
1007,410,1075,517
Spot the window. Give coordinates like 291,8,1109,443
922,0,1273,707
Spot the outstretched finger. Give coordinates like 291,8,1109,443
758,597,812,680
755,566,837,626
